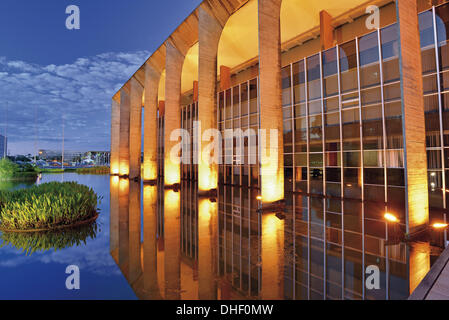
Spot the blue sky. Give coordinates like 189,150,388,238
0,0,202,155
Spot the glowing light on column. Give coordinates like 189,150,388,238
143,163,157,181
199,161,217,191
164,163,180,186
261,213,284,299
260,129,284,203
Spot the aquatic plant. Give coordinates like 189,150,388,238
0,158,38,181
0,182,100,231
0,222,98,255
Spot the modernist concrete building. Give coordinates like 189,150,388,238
111,0,449,237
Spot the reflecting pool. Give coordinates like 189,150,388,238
0,173,446,300
111,178,447,300
0,173,136,300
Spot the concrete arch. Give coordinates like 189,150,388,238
216,0,259,74
181,43,199,95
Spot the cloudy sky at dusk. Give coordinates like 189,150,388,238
0,0,202,155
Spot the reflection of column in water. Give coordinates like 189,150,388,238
118,178,130,276
198,198,218,299
408,242,430,295
164,189,181,299
110,176,120,256
261,213,284,300
143,184,161,298
128,180,142,284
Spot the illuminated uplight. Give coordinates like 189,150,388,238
256,195,262,201
199,198,215,221
164,163,180,186
384,213,398,223
111,175,119,186
119,163,129,176
164,189,180,210
199,163,217,192
432,222,448,229
119,178,129,192
143,163,157,181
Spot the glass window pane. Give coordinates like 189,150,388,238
325,112,340,151
232,85,240,118
419,10,436,74
241,82,248,116
282,65,292,106
362,105,383,150
342,109,360,150
359,32,380,88
249,78,258,114
307,54,322,100
323,47,338,97
436,4,449,72
293,60,306,104
339,40,358,93
381,24,400,84
295,117,308,152
385,101,403,149
309,115,323,152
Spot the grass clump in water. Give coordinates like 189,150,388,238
0,182,100,231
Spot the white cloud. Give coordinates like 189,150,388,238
0,50,150,155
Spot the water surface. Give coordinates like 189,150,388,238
0,173,446,300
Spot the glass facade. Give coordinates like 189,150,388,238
218,185,261,297
114,180,441,300
173,4,449,222
181,101,198,181
421,4,449,212
217,78,260,188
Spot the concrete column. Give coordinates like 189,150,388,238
198,197,217,299
118,178,129,274
261,213,284,299
110,93,121,175
143,184,161,298
128,180,142,284
198,7,223,192
129,77,144,180
109,176,120,255
396,0,429,234
119,84,131,176
164,189,181,299
144,63,161,182
164,41,184,186
258,0,284,203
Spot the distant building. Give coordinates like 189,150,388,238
85,151,110,166
0,135,6,159
37,149,110,165
38,149,84,162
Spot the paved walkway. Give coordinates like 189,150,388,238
409,245,449,300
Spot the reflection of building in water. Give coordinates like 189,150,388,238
218,185,262,298
110,179,443,300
